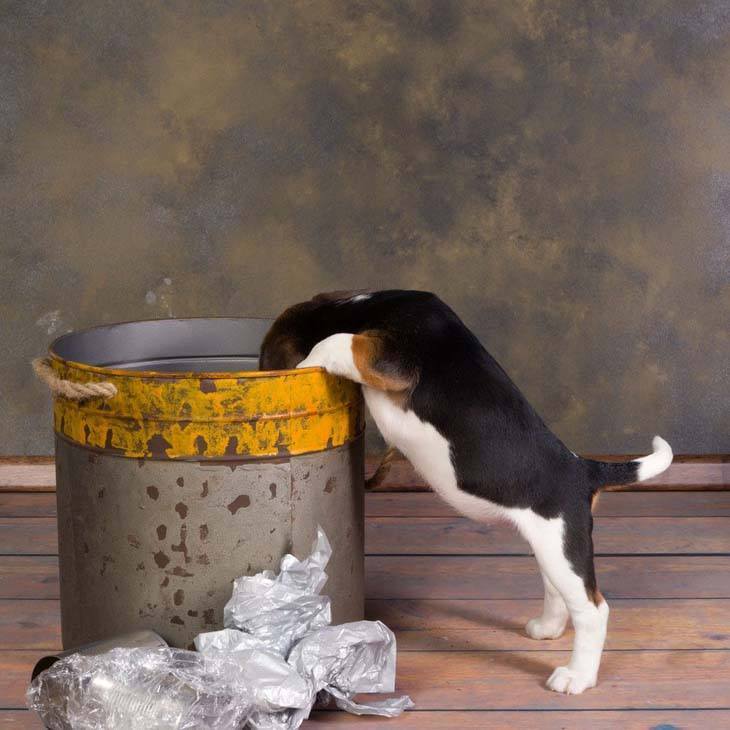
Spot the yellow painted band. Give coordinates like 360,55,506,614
50,357,363,460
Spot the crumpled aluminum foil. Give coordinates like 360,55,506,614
222,528,333,657
27,526,413,729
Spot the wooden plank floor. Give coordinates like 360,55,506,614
1,458,729,729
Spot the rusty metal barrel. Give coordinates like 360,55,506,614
46,318,365,649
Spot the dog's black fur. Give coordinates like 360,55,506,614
260,289,654,597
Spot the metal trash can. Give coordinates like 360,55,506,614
44,318,365,649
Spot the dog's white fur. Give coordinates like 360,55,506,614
297,332,648,694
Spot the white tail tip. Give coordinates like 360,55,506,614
636,435,674,481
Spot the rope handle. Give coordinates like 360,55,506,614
365,446,399,490
32,357,118,401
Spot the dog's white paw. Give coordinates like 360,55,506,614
546,666,596,695
525,617,567,640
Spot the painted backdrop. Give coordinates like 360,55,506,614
2,1,728,454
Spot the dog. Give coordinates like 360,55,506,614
259,289,673,694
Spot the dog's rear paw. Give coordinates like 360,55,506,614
546,666,596,695
525,617,567,640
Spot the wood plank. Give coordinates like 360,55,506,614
392,650,730,710
365,556,730,600
365,456,729,492
365,490,730,518
7,515,728,556
3,555,728,601
365,598,730,651
0,712,42,729
0,558,58,599
0,495,56,519
0,520,58,556
7,489,730,520
0,462,55,492
3,649,730,710
1,456,726,492
0,601,61,650
2,598,727,653
304,710,730,729
366,516,730,555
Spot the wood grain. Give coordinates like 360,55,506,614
3,555,728,601
365,555,730,599
0,558,58,599
2,456,727,491
6,515,729,556
3,598,728,653
365,598,730,650
302,710,730,729
0,520,58,556
0,495,56,519
365,490,730,518
366,516,730,555
3,649,730,710
363,456,729,492
0,601,61,650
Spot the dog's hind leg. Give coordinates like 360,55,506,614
525,571,570,640
514,510,609,695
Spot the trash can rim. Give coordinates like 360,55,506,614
47,316,325,379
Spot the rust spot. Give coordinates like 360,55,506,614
104,428,125,455
199,379,217,393
147,434,173,458
157,525,167,540
171,525,190,563
127,534,140,549
187,610,198,617
175,502,188,519
197,554,210,565
174,589,185,606
324,477,336,493
227,495,250,514
146,485,159,500
97,488,105,499
203,608,216,626
170,615,185,626
194,436,208,456
201,480,209,497
199,524,209,541
136,562,145,571
269,483,277,499
154,551,170,568
224,436,239,456
170,566,194,577
160,577,169,587
176,477,184,488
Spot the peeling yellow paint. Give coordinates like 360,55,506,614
50,356,363,459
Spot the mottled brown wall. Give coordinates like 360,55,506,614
2,1,728,454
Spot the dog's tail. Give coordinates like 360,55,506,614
585,435,673,489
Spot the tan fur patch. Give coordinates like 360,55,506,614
351,333,412,392
591,491,601,513
589,587,605,607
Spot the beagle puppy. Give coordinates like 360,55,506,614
259,290,673,694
